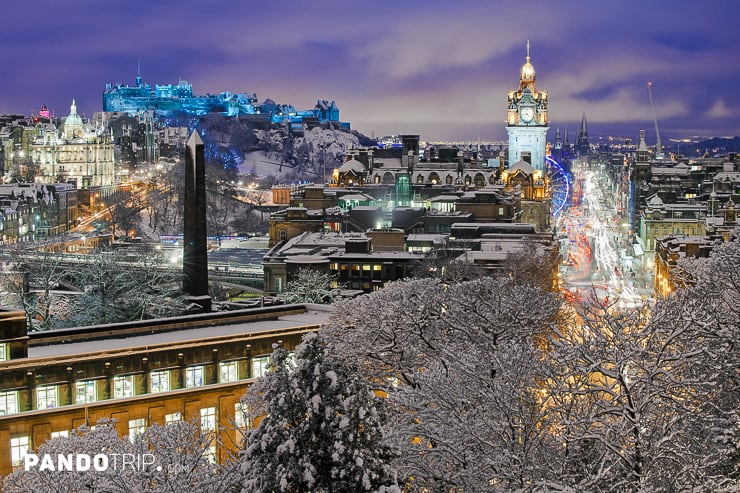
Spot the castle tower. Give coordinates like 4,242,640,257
506,41,549,172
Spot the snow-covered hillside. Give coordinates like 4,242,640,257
239,126,367,180
190,113,373,181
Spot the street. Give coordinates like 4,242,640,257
558,162,652,309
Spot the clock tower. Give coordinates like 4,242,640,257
506,41,549,172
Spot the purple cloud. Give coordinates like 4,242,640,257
0,0,737,142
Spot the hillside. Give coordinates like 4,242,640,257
182,113,376,181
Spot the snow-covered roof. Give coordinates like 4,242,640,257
429,194,460,202
646,194,663,207
339,159,366,174
406,233,448,244
338,193,373,202
285,255,331,264
28,307,332,359
509,160,534,175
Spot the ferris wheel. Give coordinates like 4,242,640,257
545,155,571,216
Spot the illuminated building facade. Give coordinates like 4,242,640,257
0,304,326,475
506,41,549,172
30,100,116,189
653,234,724,297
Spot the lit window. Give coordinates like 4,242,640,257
251,356,270,378
373,265,382,271
185,366,204,388
200,407,216,433
0,390,18,416
10,436,30,466
165,412,181,424
235,402,249,429
113,375,134,398
51,430,69,439
129,418,146,442
36,385,58,409
75,380,96,404
205,445,217,463
150,370,170,393
0,343,7,361
219,361,238,383
362,264,371,271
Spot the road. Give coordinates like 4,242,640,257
558,163,651,309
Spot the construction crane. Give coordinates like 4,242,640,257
647,81,664,159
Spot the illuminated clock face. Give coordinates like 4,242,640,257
520,106,535,123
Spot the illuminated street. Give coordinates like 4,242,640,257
558,162,651,309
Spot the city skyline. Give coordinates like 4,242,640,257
1,0,739,143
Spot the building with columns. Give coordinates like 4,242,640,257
30,100,116,189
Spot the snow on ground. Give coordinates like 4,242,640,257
238,127,362,179
240,151,287,177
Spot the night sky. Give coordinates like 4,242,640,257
1,0,738,144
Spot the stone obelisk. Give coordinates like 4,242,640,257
182,131,211,312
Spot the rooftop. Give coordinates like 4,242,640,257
24,305,331,361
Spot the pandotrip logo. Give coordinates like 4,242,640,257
24,453,157,472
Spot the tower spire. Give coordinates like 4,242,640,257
576,113,589,155
519,40,536,89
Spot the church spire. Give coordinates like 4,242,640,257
576,113,589,155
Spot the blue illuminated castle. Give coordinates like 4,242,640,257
103,72,343,128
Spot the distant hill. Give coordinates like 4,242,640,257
688,136,740,156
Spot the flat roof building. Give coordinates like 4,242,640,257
0,304,329,475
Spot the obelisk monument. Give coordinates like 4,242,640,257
182,130,211,312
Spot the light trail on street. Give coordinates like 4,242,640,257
558,163,648,310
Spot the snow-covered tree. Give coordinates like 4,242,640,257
542,289,739,493
322,277,563,491
240,332,399,493
0,242,74,331
281,268,341,305
659,237,740,490
62,245,185,327
2,418,239,493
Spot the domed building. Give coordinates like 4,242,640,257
30,100,116,189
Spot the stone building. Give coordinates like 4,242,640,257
639,194,707,251
30,100,116,189
0,304,328,475
653,235,724,297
